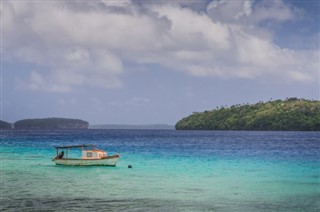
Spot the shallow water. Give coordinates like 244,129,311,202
1,130,319,211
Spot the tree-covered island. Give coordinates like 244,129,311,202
175,98,320,131
14,118,89,130
0,120,12,129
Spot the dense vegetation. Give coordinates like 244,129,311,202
0,120,12,129
175,98,320,131
14,118,89,130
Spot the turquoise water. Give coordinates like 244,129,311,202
1,130,319,211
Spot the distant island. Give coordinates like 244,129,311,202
0,120,12,129
1,118,174,130
13,118,89,130
89,124,174,130
175,98,320,131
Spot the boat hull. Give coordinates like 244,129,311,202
53,155,120,166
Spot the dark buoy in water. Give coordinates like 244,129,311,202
128,165,132,168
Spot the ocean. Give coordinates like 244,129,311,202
1,130,319,211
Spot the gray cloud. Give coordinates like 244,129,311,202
3,0,318,93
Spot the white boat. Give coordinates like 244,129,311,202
52,144,120,166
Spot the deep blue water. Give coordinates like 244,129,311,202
1,130,320,211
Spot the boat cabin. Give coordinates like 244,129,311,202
82,149,107,159
54,144,108,160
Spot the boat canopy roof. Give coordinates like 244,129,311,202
55,144,95,149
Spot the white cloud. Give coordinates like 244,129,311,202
288,71,313,82
207,0,253,23
18,71,73,93
207,0,298,24
3,0,319,93
252,0,298,23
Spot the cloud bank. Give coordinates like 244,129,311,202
2,0,319,92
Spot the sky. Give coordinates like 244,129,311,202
1,0,319,125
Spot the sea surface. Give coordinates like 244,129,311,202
1,130,319,211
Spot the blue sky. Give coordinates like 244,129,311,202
1,0,319,125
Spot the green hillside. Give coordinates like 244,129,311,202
0,120,12,129
14,118,89,130
175,98,320,131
